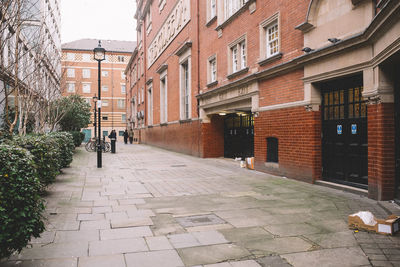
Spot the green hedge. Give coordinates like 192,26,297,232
0,144,45,258
48,132,74,168
70,131,85,147
11,135,61,186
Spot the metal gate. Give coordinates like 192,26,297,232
224,113,254,159
321,75,368,188
395,64,400,200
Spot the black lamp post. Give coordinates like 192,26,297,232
92,95,98,141
93,41,106,168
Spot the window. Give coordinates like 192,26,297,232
117,99,125,109
102,70,108,77
119,131,124,136
141,88,144,103
82,69,91,78
266,137,278,163
121,72,126,80
121,84,126,94
117,56,125,62
210,0,216,18
67,53,74,61
82,54,91,61
208,56,217,83
146,7,152,33
260,14,280,60
103,130,108,137
67,68,75,77
229,37,246,74
122,114,127,123
181,60,190,120
102,100,109,106
67,82,75,93
160,74,167,123
147,83,153,125
102,85,108,92
82,83,91,93
225,0,248,19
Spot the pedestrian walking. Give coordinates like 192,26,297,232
123,129,128,144
128,128,134,144
108,129,117,153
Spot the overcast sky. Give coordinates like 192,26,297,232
61,0,137,44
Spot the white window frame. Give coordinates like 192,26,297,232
179,49,191,120
102,100,109,107
121,84,126,94
208,55,217,83
102,85,109,92
224,0,249,20
102,70,108,77
117,99,125,109
82,83,91,93
228,35,247,74
67,52,74,61
67,82,75,93
122,114,127,123
260,13,280,60
160,70,168,123
82,53,91,61
67,68,75,78
82,68,91,78
147,83,153,125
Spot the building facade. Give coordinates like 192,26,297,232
0,0,62,129
62,39,136,142
126,0,400,201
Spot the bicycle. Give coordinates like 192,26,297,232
85,138,111,153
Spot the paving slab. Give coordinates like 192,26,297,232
178,244,252,266
145,236,173,250
78,255,125,267
241,236,313,255
1,258,77,267
124,250,184,267
89,237,148,256
100,226,153,240
10,242,88,260
282,247,370,267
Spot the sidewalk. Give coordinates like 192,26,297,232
2,144,400,267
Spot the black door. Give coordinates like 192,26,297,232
224,113,254,159
322,75,368,189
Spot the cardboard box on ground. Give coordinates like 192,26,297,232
348,211,400,235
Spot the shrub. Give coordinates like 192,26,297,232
70,131,85,147
11,135,60,186
48,132,74,168
0,144,45,258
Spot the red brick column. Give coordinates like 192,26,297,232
368,103,395,200
201,115,224,158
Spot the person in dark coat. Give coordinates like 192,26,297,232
123,129,128,144
108,129,117,153
128,128,134,144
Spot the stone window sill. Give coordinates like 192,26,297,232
160,123,168,127
215,0,255,31
227,67,249,80
179,119,192,124
206,16,217,27
207,81,218,88
258,53,283,66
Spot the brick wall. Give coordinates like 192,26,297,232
140,120,202,157
367,103,395,200
254,106,322,183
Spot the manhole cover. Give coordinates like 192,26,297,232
176,214,226,227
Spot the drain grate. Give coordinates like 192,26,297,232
175,214,226,227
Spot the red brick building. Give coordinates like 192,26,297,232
126,0,400,201
62,39,136,142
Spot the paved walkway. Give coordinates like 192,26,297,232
2,144,400,267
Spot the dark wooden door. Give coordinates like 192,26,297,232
321,76,368,188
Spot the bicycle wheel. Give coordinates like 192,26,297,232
104,142,111,153
85,141,92,152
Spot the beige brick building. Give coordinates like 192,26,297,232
62,39,136,142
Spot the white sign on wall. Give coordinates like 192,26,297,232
147,0,191,68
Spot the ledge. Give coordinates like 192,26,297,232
207,81,218,88
258,53,283,66
147,125,153,128
156,64,168,74
206,16,217,27
146,77,153,85
175,41,192,56
179,119,192,124
295,22,314,33
160,123,168,127
264,162,279,169
227,67,249,80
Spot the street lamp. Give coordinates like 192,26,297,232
93,41,106,168
92,95,98,141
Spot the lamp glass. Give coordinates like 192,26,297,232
93,47,106,61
